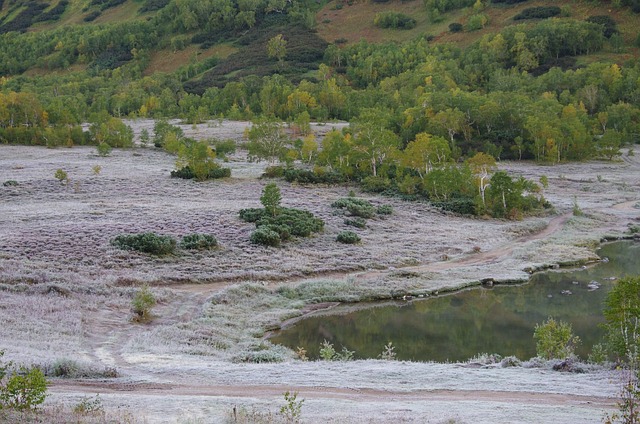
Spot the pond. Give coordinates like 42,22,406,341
271,240,640,362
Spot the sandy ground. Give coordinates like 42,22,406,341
1,119,639,423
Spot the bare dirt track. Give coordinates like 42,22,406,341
1,120,640,423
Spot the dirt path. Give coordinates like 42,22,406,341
352,212,572,282
49,380,614,409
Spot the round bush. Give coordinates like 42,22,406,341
239,208,266,222
111,232,176,255
332,198,375,218
180,233,218,250
337,231,361,244
250,228,281,247
344,217,366,228
449,22,463,32
376,205,393,215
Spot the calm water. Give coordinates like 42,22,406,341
271,241,640,362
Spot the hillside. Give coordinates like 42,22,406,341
0,0,638,79
1,0,639,162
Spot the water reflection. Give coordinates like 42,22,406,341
271,241,640,362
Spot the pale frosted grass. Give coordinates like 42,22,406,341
1,145,540,287
0,291,84,363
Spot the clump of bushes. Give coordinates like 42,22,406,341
0,351,47,411
250,227,282,247
373,12,416,29
431,197,476,215
283,167,347,185
180,233,218,250
111,232,177,255
332,197,376,219
337,231,360,244
514,6,561,20
376,204,393,215
332,197,392,219
255,208,325,238
170,165,231,180
241,183,324,247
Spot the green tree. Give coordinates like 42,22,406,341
533,317,580,360
399,133,451,179
466,152,496,208
261,182,281,217
247,118,290,164
88,112,134,148
267,34,287,68
317,130,354,175
604,276,640,364
598,130,622,160
351,108,400,177
176,138,219,181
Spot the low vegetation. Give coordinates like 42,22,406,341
131,284,156,322
241,183,324,246
336,231,360,244
0,351,47,412
533,317,581,360
180,233,218,250
111,232,177,255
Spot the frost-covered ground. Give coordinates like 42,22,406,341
1,119,639,423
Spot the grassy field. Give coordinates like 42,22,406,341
1,119,639,421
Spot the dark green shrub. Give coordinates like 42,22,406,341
361,176,391,193
257,208,324,237
3,180,18,187
431,197,476,215
514,6,561,20
180,233,218,250
283,168,347,184
260,224,291,241
170,166,231,180
376,205,393,215
250,228,281,247
239,208,266,223
449,22,463,32
344,217,366,228
332,198,375,219
337,231,360,244
111,233,176,255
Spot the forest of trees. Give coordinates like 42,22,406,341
1,0,639,215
